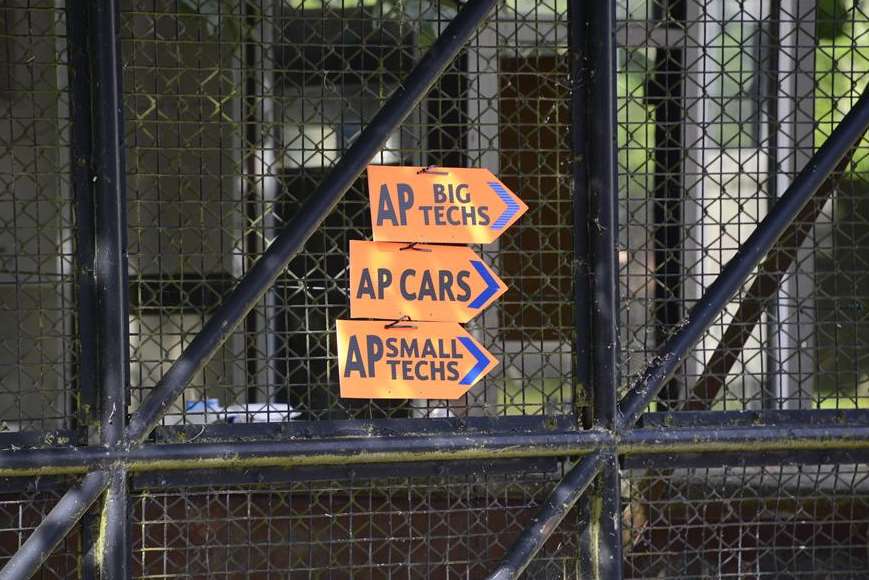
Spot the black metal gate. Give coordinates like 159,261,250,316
2,0,869,577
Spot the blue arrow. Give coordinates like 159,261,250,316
489,181,521,230
458,336,491,386
468,260,499,309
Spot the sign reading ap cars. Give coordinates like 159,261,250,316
367,165,527,244
349,241,506,323
337,320,497,399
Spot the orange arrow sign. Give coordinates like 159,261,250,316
336,320,498,399
349,241,507,323
367,165,528,244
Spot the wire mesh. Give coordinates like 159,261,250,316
0,488,79,579
120,0,578,427
0,2,76,431
131,464,579,579
623,462,869,578
616,0,869,412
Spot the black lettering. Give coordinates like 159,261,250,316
397,183,414,225
418,271,436,301
455,183,470,203
344,336,366,378
365,336,383,377
377,268,392,299
356,269,376,299
446,205,461,225
430,361,446,381
385,337,398,358
447,361,459,381
415,360,429,381
433,183,447,203
421,339,436,358
478,206,490,226
456,271,472,302
461,205,476,225
438,270,455,301
399,338,419,359
400,269,416,300
376,185,398,226
386,359,401,380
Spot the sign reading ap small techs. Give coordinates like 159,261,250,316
349,241,507,323
337,320,498,399
367,165,528,244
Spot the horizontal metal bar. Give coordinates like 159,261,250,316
641,409,869,429
131,457,560,490
5,422,869,477
124,0,499,445
0,430,612,477
153,415,578,443
621,424,869,455
617,86,869,429
486,452,603,580
622,448,869,470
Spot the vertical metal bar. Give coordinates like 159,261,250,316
569,0,591,428
587,0,621,429
65,4,99,578
583,2,625,578
90,0,130,576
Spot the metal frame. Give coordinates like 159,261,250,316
3,1,869,578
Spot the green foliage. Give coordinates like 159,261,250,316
815,9,869,174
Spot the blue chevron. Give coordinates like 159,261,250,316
468,260,499,309
489,181,521,230
458,336,490,386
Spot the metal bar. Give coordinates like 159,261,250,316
569,0,591,428
486,452,604,580
124,0,499,444
89,0,130,576
586,0,620,429
0,430,612,476
0,471,109,580
589,453,623,579
152,414,578,443
65,4,99,576
580,3,624,577
617,86,869,429
4,420,869,476
65,0,96,437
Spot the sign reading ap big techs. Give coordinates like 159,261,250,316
367,165,528,244
336,320,497,399
349,241,507,323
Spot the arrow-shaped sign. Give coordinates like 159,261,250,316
367,165,528,244
336,320,498,399
349,241,507,323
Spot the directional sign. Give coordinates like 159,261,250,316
367,165,528,244
349,241,506,323
336,320,498,399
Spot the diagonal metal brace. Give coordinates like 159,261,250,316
486,452,604,579
617,86,869,429
0,1,498,577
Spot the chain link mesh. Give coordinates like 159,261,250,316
0,2,75,432
617,0,869,412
